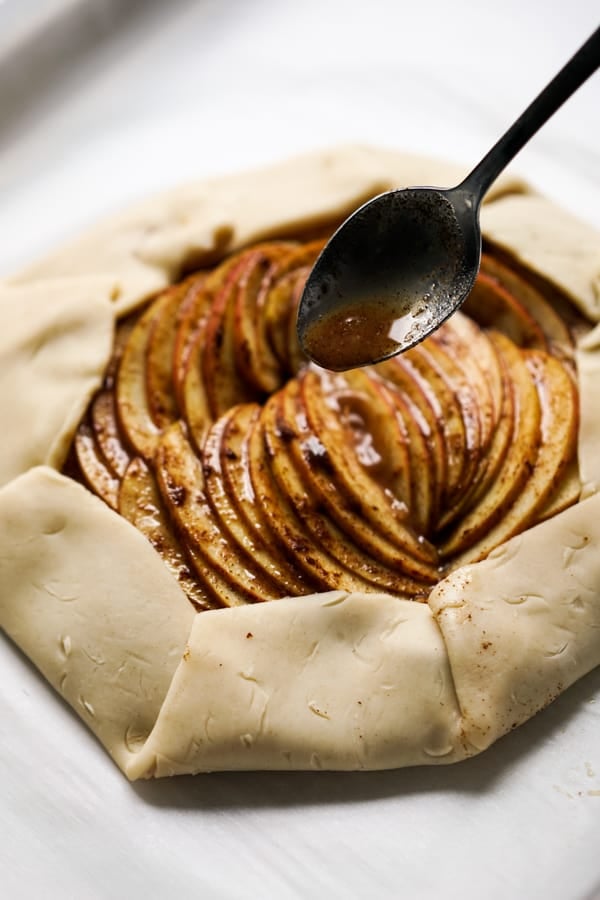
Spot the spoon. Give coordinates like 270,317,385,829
297,26,600,371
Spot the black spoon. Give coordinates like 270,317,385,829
297,26,600,371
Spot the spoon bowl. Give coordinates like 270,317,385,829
297,26,599,371
297,185,480,370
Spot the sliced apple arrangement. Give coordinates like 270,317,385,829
66,239,581,611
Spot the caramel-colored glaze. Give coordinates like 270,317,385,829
302,301,405,370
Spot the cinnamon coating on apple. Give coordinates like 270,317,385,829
66,240,581,611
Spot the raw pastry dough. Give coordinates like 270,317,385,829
1,147,599,778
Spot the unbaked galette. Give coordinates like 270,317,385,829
1,147,599,778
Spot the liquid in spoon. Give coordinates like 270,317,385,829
302,288,451,371
302,302,399,370
298,189,474,370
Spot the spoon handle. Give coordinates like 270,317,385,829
460,25,600,200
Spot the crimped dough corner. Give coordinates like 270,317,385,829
1,146,600,779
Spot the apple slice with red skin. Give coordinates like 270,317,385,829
173,261,240,437
262,240,325,366
74,421,120,510
119,456,214,611
285,265,312,374
264,269,303,368
478,252,574,358
202,252,264,420
264,388,432,597
440,331,542,559
464,270,548,351
90,390,131,479
155,421,283,605
449,348,578,566
233,242,296,393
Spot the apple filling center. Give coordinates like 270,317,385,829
66,239,581,611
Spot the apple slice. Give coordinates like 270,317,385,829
399,343,469,511
179,320,213,452
218,402,317,594
432,313,502,441
285,264,312,374
421,338,483,505
369,371,436,535
115,298,164,460
536,458,580,522
376,356,447,525
155,421,283,605
429,315,502,526
203,405,312,595
264,388,432,597
118,456,214,611
278,378,436,585
264,268,304,368
173,260,240,420
300,367,438,572
449,349,578,566
439,331,542,559
301,366,408,524
248,396,383,592
260,265,311,375
102,315,136,392
436,334,515,533
479,252,573,357
74,421,120,510
463,270,548,350
341,368,413,512
202,252,262,420
263,240,325,366
175,255,242,450
233,242,295,393
90,390,131,478
145,283,189,429
172,274,216,411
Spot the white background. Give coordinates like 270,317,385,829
1,2,599,898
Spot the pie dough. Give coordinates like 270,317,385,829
1,146,599,779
